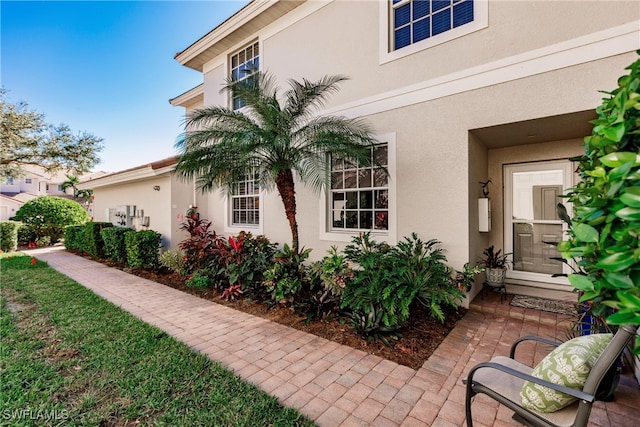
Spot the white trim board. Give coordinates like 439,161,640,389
325,20,640,119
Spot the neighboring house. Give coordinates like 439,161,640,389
0,166,107,220
166,0,639,304
77,157,206,250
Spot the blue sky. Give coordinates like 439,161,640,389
1,0,249,173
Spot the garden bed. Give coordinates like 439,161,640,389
104,259,466,370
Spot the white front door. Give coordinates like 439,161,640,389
504,160,574,286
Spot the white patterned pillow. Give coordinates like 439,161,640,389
520,333,612,413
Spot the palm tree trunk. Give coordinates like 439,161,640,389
275,169,299,254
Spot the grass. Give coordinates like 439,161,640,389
0,252,315,426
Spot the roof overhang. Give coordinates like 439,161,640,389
174,0,305,72
78,156,178,189
169,84,204,108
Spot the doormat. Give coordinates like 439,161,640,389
510,295,578,316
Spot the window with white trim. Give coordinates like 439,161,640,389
392,0,475,51
25,178,32,184
230,41,259,110
230,171,260,227
329,144,389,231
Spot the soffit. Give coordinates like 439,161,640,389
175,0,305,72
471,110,597,149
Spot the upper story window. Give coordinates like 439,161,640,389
230,41,259,110
230,171,260,227
329,144,389,232
392,0,474,50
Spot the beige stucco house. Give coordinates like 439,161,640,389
85,0,639,306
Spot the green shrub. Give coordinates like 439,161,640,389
340,232,463,341
101,227,134,264
262,244,311,306
125,230,162,268
82,222,114,258
13,196,90,244
64,225,85,251
558,53,640,353
159,247,188,276
185,271,211,289
214,232,277,297
17,223,37,246
0,221,20,252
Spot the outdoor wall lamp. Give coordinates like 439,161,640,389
153,185,160,191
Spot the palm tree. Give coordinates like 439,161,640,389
60,174,80,198
175,72,381,254
60,174,92,204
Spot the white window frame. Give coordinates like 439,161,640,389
229,40,260,110
224,171,263,235
25,178,32,184
319,133,397,244
379,0,488,65
503,160,574,287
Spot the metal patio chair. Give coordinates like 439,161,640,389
463,324,637,427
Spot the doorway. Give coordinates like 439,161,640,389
503,160,574,286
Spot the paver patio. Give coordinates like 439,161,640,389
29,246,640,426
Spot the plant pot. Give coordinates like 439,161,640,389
485,267,506,285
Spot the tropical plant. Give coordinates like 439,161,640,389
453,262,485,292
262,244,311,306
60,174,93,203
557,52,640,353
177,212,219,273
479,245,511,269
174,71,381,254
159,247,188,277
308,246,355,319
13,196,90,244
214,232,277,298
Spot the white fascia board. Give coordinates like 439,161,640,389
176,0,278,67
170,84,204,107
77,165,175,190
324,20,640,119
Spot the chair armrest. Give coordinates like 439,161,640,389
466,361,595,403
510,335,563,359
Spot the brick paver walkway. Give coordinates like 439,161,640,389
29,246,639,426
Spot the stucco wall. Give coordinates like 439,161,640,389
259,0,638,109
92,176,173,249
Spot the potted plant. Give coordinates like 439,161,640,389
453,262,485,292
480,245,510,285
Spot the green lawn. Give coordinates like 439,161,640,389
0,253,315,426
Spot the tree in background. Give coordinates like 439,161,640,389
0,88,103,178
61,174,93,204
175,72,380,254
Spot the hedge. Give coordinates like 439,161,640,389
83,222,114,259
125,230,162,268
101,227,134,264
64,225,85,252
0,221,21,252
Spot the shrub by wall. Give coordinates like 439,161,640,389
82,222,114,258
64,225,85,251
125,230,162,268
101,227,134,264
0,221,21,252
13,196,90,244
